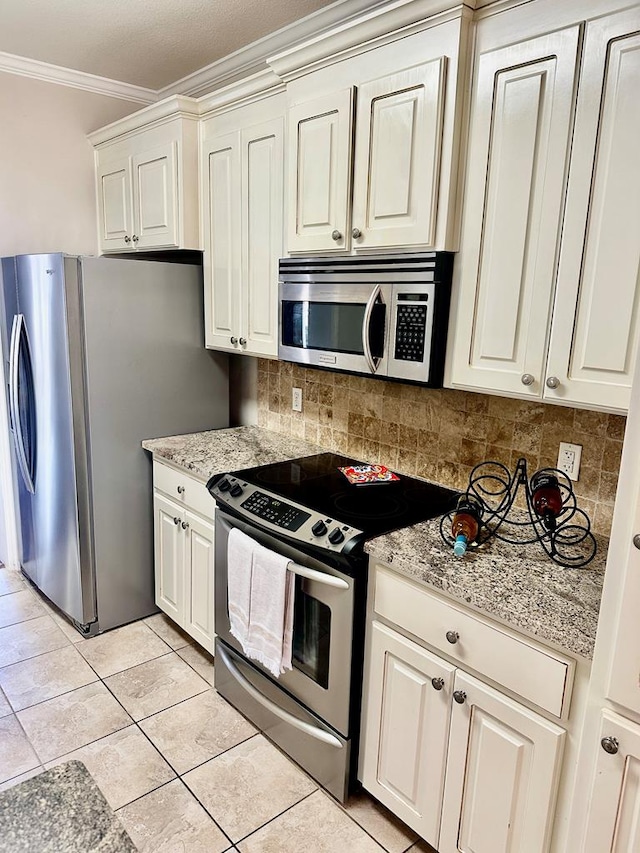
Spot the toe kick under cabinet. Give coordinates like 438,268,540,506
152,461,216,653
360,566,573,853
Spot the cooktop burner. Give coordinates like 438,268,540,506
210,453,459,550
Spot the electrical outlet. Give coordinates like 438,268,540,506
292,387,303,412
557,442,582,481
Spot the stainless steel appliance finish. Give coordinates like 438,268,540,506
1,253,228,635
278,253,453,385
210,453,459,802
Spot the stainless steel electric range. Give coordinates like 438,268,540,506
208,453,458,801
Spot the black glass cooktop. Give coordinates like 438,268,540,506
229,453,459,540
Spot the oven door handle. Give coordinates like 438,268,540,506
362,284,382,374
218,645,344,749
290,563,349,590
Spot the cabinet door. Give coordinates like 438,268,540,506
183,509,215,653
351,60,446,250
546,11,640,412
360,621,455,847
153,492,184,625
202,131,242,351
287,89,353,253
448,26,580,397
96,154,134,253
132,142,178,249
241,117,283,357
440,671,565,853
581,710,640,852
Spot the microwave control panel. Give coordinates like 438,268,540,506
394,296,428,362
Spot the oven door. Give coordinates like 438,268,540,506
215,508,355,737
279,281,390,377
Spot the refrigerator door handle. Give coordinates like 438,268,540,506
9,314,36,494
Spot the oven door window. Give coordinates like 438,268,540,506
281,301,385,358
292,577,331,689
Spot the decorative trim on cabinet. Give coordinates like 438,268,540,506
198,70,285,119
88,95,200,146
0,50,158,105
268,2,471,83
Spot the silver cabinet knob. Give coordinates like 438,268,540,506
239,337,247,346
453,690,467,705
132,234,139,243
230,337,238,345
601,736,619,755
633,534,640,550
181,521,189,530
546,376,560,389
521,373,535,386
173,517,180,525
352,227,362,239
177,486,185,495
124,235,131,244
431,677,445,691
331,229,342,241
446,631,459,644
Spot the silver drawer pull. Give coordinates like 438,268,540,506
431,677,445,691
218,645,343,749
601,736,619,755
177,486,185,495
446,630,459,644
453,690,467,704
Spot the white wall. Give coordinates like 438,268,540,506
0,73,140,256
0,72,141,568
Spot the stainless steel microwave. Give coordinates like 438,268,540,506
278,253,454,385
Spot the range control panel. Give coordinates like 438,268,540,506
209,476,362,553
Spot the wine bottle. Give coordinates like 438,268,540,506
530,471,563,531
451,495,483,557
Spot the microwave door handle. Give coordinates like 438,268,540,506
217,645,344,749
362,285,382,374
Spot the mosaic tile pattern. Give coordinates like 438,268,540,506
256,360,625,536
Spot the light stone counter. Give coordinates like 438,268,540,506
143,425,605,659
142,425,323,483
365,518,607,660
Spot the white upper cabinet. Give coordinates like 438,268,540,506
287,89,353,253
447,21,581,398
201,93,284,358
90,96,200,254
284,14,466,254
546,8,640,412
448,2,640,413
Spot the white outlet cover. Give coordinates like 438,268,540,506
292,387,303,412
557,442,582,481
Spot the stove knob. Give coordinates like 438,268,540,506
218,479,231,492
230,483,244,498
328,528,345,545
311,520,327,537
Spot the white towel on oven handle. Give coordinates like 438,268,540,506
227,528,295,677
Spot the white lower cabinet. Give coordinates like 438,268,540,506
153,462,215,653
580,710,640,852
361,618,565,852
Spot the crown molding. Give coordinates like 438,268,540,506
268,0,474,82
157,0,392,98
87,95,200,145
0,50,158,104
197,69,285,117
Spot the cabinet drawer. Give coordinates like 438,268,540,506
374,566,573,717
153,461,214,520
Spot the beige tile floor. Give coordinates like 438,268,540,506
0,565,435,853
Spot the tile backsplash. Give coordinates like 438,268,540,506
256,360,625,537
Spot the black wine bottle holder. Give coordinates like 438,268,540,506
439,458,597,568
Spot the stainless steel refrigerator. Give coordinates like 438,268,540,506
0,253,228,635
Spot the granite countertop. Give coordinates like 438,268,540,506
365,516,607,660
0,761,136,852
142,425,323,482
143,425,605,660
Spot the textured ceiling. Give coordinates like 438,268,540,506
0,0,339,89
